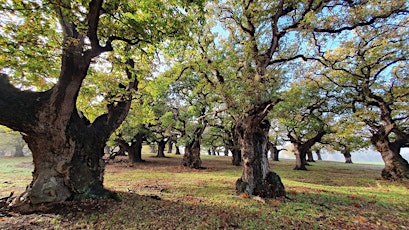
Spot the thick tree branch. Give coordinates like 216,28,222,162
0,74,50,133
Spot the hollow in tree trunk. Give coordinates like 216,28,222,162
235,116,285,198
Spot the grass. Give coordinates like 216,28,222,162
0,154,408,229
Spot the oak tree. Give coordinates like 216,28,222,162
0,0,203,206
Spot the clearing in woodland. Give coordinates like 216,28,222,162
0,153,408,229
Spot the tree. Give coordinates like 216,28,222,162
322,118,370,164
273,78,333,170
0,0,203,206
166,68,214,169
313,11,409,179
268,121,287,162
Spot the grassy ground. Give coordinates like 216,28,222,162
0,154,408,229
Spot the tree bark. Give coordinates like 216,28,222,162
167,140,173,153
156,140,167,158
182,121,206,169
341,150,353,164
175,145,181,155
230,128,242,166
129,134,144,163
307,150,315,162
371,133,409,180
315,150,322,160
182,139,202,169
231,148,242,166
224,147,229,156
293,144,308,170
269,142,280,161
235,117,285,198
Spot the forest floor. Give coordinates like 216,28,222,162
0,153,408,229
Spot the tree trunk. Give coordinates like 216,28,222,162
13,139,25,157
182,122,206,169
230,129,242,166
269,143,279,161
157,140,167,158
129,137,144,163
371,134,409,180
224,147,229,156
175,145,181,155
167,140,173,153
288,130,326,170
182,139,202,169
149,143,157,153
341,150,353,164
231,148,242,166
211,146,216,155
235,117,285,198
22,109,127,205
293,144,308,170
307,150,315,162
316,150,322,160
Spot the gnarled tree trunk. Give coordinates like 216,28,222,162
129,133,144,163
289,130,326,171
293,144,308,170
182,139,202,169
182,122,206,169
235,116,285,198
269,142,280,162
371,133,409,180
341,150,353,164
157,139,167,158
0,39,134,206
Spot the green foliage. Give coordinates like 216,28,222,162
313,10,409,147
272,77,333,142
0,1,61,89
